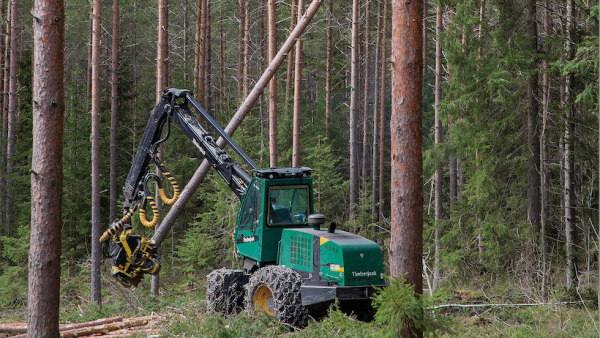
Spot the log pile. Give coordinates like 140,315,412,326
0,316,154,337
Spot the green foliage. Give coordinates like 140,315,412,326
372,277,453,337
0,226,30,307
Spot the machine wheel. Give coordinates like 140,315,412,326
206,268,245,315
245,265,308,328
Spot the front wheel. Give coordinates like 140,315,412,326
206,268,245,315
245,265,307,328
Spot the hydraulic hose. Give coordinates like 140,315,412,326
139,195,160,228
157,163,180,205
100,203,139,243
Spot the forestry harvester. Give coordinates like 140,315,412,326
100,89,386,327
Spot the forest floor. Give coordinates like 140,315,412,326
1,275,599,337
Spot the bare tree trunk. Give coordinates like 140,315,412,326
371,0,382,219
449,120,457,206
205,0,211,110
183,0,188,87
0,0,6,232
152,0,169,297
525,0,540,285
285,0,298,116
243,0,250,99
390,0,423,336
268,0,278,167
219,2,224,114
86,5,92,112
5,0,17,233
237,0,245,98
540,0,552,301
349,0,359,219
378,0,388,222
564,0,576,289
90,0,102,307
292,0,305,167
28,0,64,335
196,0,206,105
325,0,332,134
110,0,120,224
432,2,442,292
361,0,371,191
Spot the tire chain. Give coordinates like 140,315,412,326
206,268,245,315
245,265,308,328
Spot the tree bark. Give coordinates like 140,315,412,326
5,0,16,232
433,2,442,292
564,0,576,289
90,0,102,307
349,0,359,219
292,0,305,167
371,0,382,219
525,0,540,285
219,2,224,114
28,0,64,334
153,0,169,296
205,0,211,111
285,0,298,116
378,0,388,222
390,0,424,335
243,0,250,99
325,0,332,134
268,0,278,167
361,0,371,191
110,0,120,224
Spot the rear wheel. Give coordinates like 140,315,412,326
245,265,307,328
206,268,245,315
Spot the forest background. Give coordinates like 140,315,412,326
0,0,598,335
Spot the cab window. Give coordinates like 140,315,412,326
239,180,262,229
268,185,309,226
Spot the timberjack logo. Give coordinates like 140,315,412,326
352,271,376,277
236,235,258,244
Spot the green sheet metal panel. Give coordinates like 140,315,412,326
279,230,314,272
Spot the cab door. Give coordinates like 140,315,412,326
235,179,264,262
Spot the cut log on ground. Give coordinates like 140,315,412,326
0,316,123,335
9,316,148,338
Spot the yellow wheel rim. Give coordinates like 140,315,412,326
254,285,274,315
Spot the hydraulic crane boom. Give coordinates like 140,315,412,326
101,89,257,286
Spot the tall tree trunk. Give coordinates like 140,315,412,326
349,0,359,219
152,0,169,297
219,2,224,114
525,0,540,285
285,0,298,116
449,119,457,206
564,0,576,289
183,0,188,87
268,0,278,167
291,0,304,167
540,0,552,301
5,0,16,233
432,2,442,292
390,0,423,336
361,0,371,192
243,0,250,99
371,0,382,219
0,0,6,233
205,0,211,110
90,0,102,307
237,0,245,98
196,0,206,105
28,0,64,335
378,0,388,222
325,0,332,134
110,0,120,224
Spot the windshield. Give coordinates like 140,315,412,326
268,185,309,226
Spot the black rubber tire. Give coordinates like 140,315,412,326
245,265,308,328
206,268,245,315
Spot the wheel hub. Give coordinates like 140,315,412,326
254,285,274,315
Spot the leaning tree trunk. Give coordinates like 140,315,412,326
28,0,64,335
90,0,102,307
390,0,423,336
